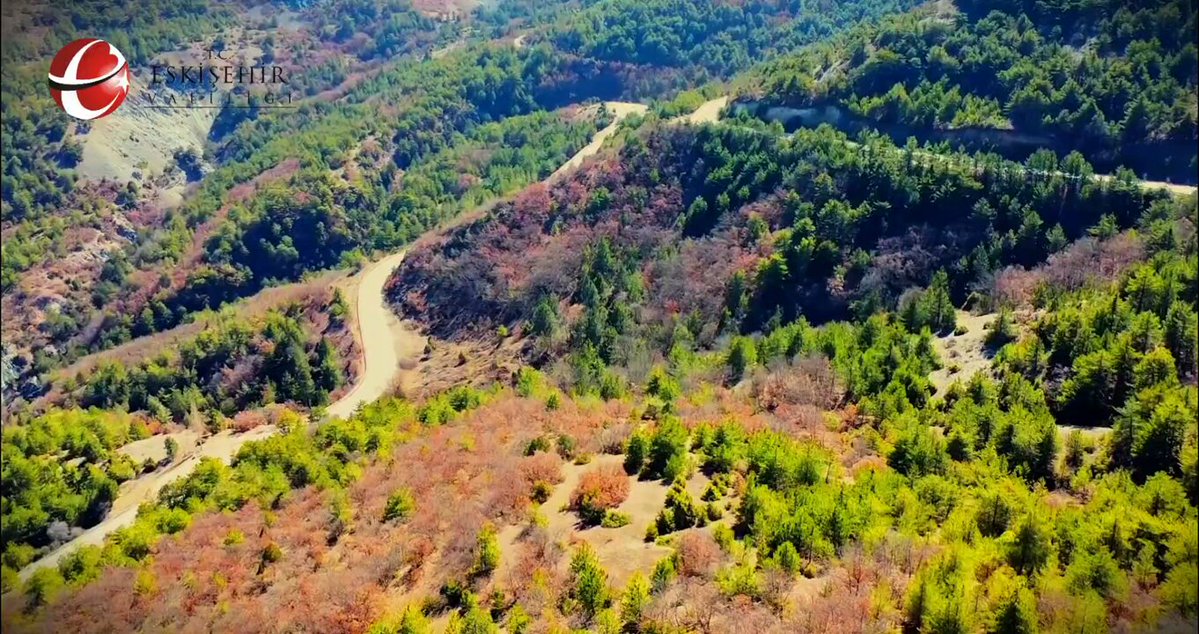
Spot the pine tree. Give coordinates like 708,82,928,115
460,606,498,634
396,606,430,634
473,523,500,576
976,491,1012,537
620,573,650,630
727,336,758,382
1164,302,1198,378
570,543,610,618
314,338,344,393
384,488,416,522
774,541,801,574
1007,514,1050,576
624,430,649,474
989,586,1039,634
329,288,349,326
922,270,957,334
986,309,1018,349
1062,430,1086,474
264,317,319,405
530,296,561,338
1120,96,1153,143
751,254,791,326
904,576,930,634
275,340,318,405
683,197,712,235
724,271,747,326
1134,394,1191,479
1134,347,1178,391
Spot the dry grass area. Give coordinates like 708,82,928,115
115,428,201,464
74,30,275,185
674,96,729,124
541,454,674,587
928,310,997,396
75,94,216,184
404,334,527,399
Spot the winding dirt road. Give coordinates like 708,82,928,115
18,253,420,580
16,103,644,582
551,102,649,180
18,425,277,580
322,100,653,411
17,253,417,582
707,97,1197,197
326,251,424,419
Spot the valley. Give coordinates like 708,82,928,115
1,1,1197,633
10,96,685,583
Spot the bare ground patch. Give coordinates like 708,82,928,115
115,428,201,464
929,310,996,396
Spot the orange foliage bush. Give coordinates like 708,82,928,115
230,409,269,432
753,357,843,412
992,234,1144,308
569,464,630,523
520,451,565,487
676,530,721,578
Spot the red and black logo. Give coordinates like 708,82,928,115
48,38,130,120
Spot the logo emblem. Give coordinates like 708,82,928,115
48,38,130,120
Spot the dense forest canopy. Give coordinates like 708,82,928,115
549,0,923,77
745,0,1199,181
0,0,1196,632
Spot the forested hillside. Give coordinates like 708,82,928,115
0,0,460,403
2,0,1197,633
2,286,357,588
1,0,928,407
393,119,1176,346
745,0,1198,181
549,0,922,77
382,116,1199,633
2,44,602,403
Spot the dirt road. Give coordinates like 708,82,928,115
676,96,728,124
16,101,652,583
18,425,277,580
550,102,649,180
326,251,425,419
682,96,1196,197
17,254,421,580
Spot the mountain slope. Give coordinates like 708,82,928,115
743,0,1199,181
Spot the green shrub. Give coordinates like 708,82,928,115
384,487,417,522
473,524,500,576
601,511,632,528
524,435,552,455
261,542,283,564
